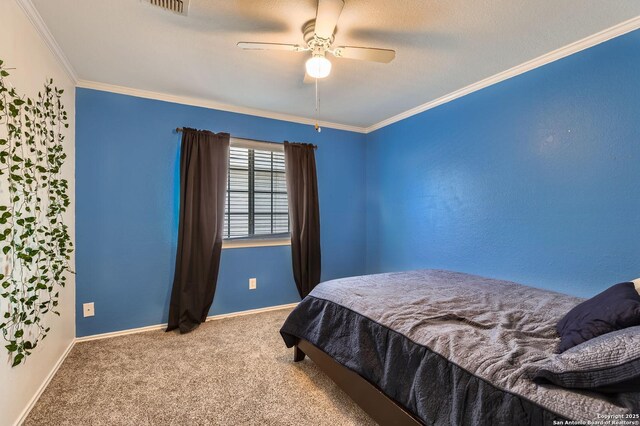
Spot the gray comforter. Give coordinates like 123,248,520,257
302,269,636,422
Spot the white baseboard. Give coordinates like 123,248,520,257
75,302,299,343
14,339,76,426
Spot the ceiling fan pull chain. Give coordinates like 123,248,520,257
314,78,322,133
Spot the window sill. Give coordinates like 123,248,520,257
222,237,291,250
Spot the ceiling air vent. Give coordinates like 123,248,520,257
146,0,189,15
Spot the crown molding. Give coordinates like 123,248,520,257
14,0,78,83
18,0,364,133
15,0,640,135
365,15,640,133
76,80,368,134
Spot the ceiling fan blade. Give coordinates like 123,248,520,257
237,42,304,52
303,73,315,84
314,0,344,40
332,46,396,63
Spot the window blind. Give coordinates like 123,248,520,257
224,142,289,239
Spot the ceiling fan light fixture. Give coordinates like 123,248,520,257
305,55,332,79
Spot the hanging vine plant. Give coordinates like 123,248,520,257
0,59,73,367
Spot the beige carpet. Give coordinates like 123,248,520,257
26,308,375,425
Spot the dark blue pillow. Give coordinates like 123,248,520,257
556,281,640,353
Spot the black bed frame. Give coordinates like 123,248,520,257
293,338,423,425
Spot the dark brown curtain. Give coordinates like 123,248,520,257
167,128,230,333
284,142,321,298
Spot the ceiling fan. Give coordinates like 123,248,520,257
237,0,396,82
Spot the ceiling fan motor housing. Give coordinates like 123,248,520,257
303,21,334,53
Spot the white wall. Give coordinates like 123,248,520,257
0,1,75,425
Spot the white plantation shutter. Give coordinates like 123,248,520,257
224,140,289,239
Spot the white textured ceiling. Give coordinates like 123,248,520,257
32,0,640,128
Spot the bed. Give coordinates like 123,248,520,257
280,269,640,425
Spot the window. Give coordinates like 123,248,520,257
224,139,290,246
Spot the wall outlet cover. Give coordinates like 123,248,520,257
83,302,95,317
249,278,257,290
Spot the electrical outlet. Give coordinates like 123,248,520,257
83,302,95,318
249,278,257,290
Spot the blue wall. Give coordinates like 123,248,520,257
78,29,640,336
76,89,367,337
366,30,640,298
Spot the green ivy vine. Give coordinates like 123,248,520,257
0,59,73,367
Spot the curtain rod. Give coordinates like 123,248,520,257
175,128,317,149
